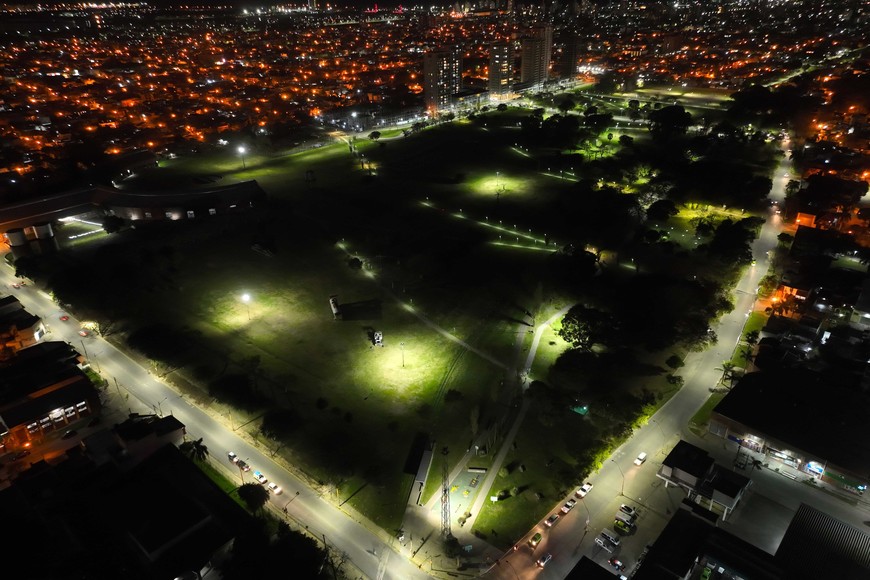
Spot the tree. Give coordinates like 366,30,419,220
744,330,760,347
618,135,634,147
179,437,209,462
497,103,508,112
719,361,736,387
648,105,693,139
665,354,685,370
102,215,126,234
557,98,575,115
368,131,381,141
646,199,678,222
558,305,616,352
238,482,270,513
777,232,794,245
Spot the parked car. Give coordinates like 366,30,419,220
528,532,542,548
11,449,31,461
544,513,560,527
619,504,638,518
634,451,648,465
237,460,250,472
575,482,593,497
227,451,239,463
614,519,633,534
61,430,78,440
536,553,552,568
59,315,69,321
561,499,577,513
608,557,626,571
253,470,268,484
78,329,89,337
267,482,283,495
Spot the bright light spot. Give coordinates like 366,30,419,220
241,293,251,303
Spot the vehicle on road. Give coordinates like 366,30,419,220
78,329,89,337
59,315,69,321
253,470,268,484
267,482,283,495
614,519,633,534
575,482,593,497
529,532,542,548
237,460,250,472
608,557,626,571
544,513,560,527
634,451,647,465
536,553,552,568
561,499,576,513
61,430,78,440
619,504,638,518
228,451,239,463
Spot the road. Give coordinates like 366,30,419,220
486,145,795,579
0,260,428,580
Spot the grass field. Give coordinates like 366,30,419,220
56,100,751,541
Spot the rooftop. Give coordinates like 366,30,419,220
776,503,870,579
713,370,870,476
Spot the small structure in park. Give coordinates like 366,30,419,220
329,295,341,319
373,331,384,347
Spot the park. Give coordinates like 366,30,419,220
17,83,784,546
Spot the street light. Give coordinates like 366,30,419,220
611,459,625,496
156,396,168,417
400,341,405,368
241,293,251,321
237,145,246,169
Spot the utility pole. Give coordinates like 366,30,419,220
441,447,452,540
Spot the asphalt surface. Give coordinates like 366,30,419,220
0,261,427,580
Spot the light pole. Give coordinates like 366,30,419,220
156,396,168,417
611,459,625,496
283,490,300,513
237,145,246,169
241,293,251,321
400,341,405,368
651,417,667,444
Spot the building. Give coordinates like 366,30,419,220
0,180,267,239
488,42,513,99
0,443,251,580
634,507,784,580
656,439,752,520
709,370,870,496
520,24,553,87
423,49,461,114
775,503,870,578
560,35,583,79
0,341,99,448
0,295,46,354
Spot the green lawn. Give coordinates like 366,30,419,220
690,392,726,432
51,102,754,544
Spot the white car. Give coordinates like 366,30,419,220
634,452,648,466
536,553,552,568
619,504,638,518
253,470,268,484
575,482,593,497
561,499,577,513
267,482,283,495
227,451,239,464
